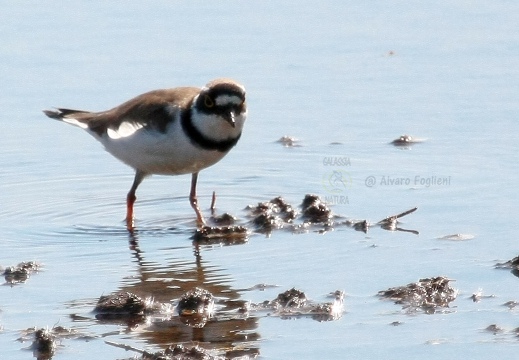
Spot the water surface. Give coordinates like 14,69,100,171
1,1,519,359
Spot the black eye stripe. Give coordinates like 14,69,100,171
196,90,246,114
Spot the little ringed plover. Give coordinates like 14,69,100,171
44,78,247,229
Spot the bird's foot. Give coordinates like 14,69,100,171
126,216,136,232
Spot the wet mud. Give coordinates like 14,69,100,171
101,286,343,359
2,261,41,285
390,134,425,147
7,195,518,359
18,326,94,360
378,276,457,314
495,255,519,278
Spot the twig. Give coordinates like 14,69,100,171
104,340,145,354
210,191,217,214
378,207,417,224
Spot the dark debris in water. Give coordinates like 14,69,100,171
247,196,297,233
470,289,495,303
503,300,519,309
345,207,418,234
91,287,343,328
276,135,301,147
106,341,237,360
300,194,333,224
193,194,418,239
495,255,519,278
176,287,214,328
495,255,519,270
91,289,216,329
31,328,56,360
210,212,237,226
2,261,41,285
272,288,307,308
485,324,505,335
152,344,224,360
478,324,519,341
192,225,249,245
378,276,457,314
92,292,170,324
94,291,147,316
390,134,425,147
249,288,344,321
247,195,335,234
18,325,91,360
177,287,214,316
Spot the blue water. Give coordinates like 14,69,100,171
1,1,519,359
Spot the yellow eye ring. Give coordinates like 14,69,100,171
204,95,214,108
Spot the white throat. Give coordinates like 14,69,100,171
190,107,246,141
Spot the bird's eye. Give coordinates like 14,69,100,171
204,95,214,108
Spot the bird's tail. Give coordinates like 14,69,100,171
43,108,91,129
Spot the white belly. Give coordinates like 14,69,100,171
97,121,230,175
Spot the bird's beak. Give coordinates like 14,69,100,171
223,110,236,128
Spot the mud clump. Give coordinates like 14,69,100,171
177,287,214,328
248,195,334,234
390,134,424,147
485,324,505,334
130,343,225,360
162,344,221,360
270,196,297,222
301,194,333,224
210,212,237,226
19,326,85,360
107,338,258,359
248,196,297,232
250,288,344,321
31,328,56,360
177,287,214,316
310,291,345,321
94,292,148,316
391,134,414,146
2,261,41,284
495,255,519,270
220,195,417,236
351,219,369,233
192,225,249,244
495,255,519,278
378,276,457,313
272,288,307,308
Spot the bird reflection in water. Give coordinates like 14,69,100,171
99,229,260,359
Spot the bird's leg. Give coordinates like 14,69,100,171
190,172,206,227
126,171,146,230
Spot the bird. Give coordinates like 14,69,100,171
43,78,247,229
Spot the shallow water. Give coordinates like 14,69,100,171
1,1,519,359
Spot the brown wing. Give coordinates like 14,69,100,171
44,87,200,136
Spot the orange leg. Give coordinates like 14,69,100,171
190,172,206,227
126,171,146,230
